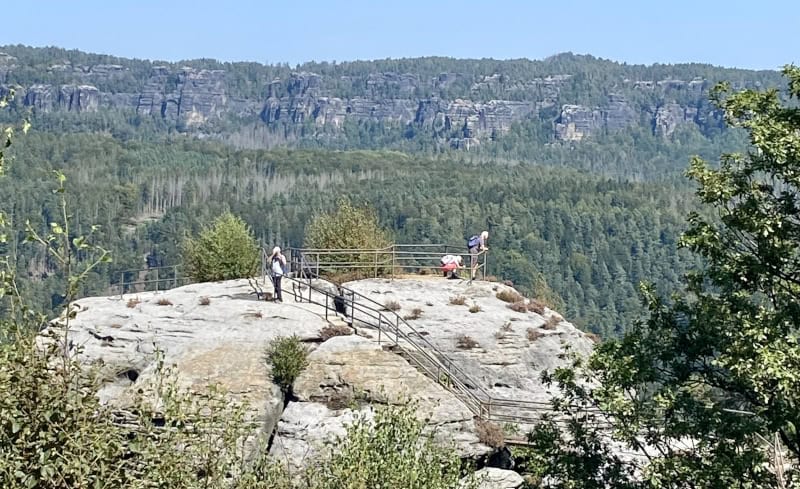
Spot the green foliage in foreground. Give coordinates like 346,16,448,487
0,329,473,489
264,335,310,393
522,66,800,488
182,211,260,282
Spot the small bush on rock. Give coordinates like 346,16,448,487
384,300,401,311
449,295,467,305
456,334,479,350
527,328,543,342
527,299,546,315
320,324,353,341
544,315,560,329
469,303,481,313
475,419,505,448
495,290,517,303
508,301,528,313
404,307,423,320
496,289,524,303
264,335,309,393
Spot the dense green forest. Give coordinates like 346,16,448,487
2,131,702,337
2,46,783,337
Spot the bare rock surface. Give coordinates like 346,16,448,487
465,468,525,489
38,276,592,471
271,334,488,473
42,278,326,440
344,277,594,405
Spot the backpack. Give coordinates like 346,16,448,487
467,235,481,249
271,255,285,275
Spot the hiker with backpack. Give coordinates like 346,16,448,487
440,254,463,279
270,246,287,302
467,231,489,280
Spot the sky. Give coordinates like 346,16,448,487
2,0,798,70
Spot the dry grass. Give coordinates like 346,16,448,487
449,295,467,306
527,299,546,315
485,275,499,282
468,303,482,313
507,301,528,313
126,297,141,308
496,289,525,303
383,300,401,311
418,267,430,275
155,298,173,306
199,296,211,306
527,328,543,342
475,419,505,448
324,390,354,410
585,332,601,344
501,321,513,332
543,315,560,330
403,307,424,320
243,311,264,319
456,334,479,350
320,324,353,341
502,280,514,287
109,323,123,329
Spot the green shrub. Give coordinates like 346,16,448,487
304,198,392,275
264,335,309,392
182,212,259,282
309,403,477,489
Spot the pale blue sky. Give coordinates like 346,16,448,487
2,0,798,69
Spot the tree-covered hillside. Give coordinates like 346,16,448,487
2,46,786,337
2,131,700,337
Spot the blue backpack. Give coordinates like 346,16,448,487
467,235,481,249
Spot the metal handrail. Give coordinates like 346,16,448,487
287,244,488,281
116,265,190,295
274,248,598,428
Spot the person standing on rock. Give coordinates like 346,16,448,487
467,231,489,280
270,246,287,302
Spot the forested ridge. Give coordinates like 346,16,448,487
1,46,785,337
2,130,702,337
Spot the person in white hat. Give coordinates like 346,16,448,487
269,246,287,302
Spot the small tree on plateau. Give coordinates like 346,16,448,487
304,198,392,276
182,212,259,282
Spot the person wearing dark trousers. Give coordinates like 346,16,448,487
270,246,287,302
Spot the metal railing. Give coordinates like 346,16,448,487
265,247,603,434
115,265,191,295
114,246,601,442
287,243,489,281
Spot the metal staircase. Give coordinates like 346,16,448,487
264,249,604,444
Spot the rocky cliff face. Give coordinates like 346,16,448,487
136,67,227,127
0,50,750,143
41,276,593,474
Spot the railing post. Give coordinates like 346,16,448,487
155,267,159,292
325,294,328,320
373,250,378,278
377,313,383,345
395,314,400,344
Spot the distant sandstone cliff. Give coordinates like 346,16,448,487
0,49,774,144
